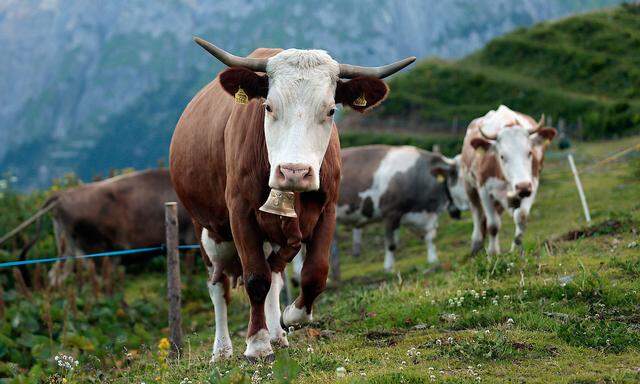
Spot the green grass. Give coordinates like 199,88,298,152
2,136,639,383
102,137,640,383
375,3,640,140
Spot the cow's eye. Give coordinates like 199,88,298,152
328,108,336,117
265,104,272,113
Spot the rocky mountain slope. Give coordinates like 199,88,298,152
0,0,623,188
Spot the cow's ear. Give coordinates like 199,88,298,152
335,77,389,113
219,67,269,100
537,127,557,142
430,166,449,178
471,137,492,151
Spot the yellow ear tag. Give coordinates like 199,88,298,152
477,147,486,156
436,174,445,183
234,87,249,105
544,139,551,146
353,93,367,107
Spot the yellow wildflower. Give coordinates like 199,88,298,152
158,337,170,351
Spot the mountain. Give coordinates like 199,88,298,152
0,0,624,188
369,3,640,139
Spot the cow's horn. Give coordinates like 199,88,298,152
194,37,268,72
338,56,416,79
528,114,545,135
479,126,498,141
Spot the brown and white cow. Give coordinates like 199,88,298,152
461,105,557,255
336,145,467,271
169,38,414,361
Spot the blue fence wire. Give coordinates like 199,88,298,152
0,244,200,269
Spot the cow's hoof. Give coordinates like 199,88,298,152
269,326,289,348
282,303,312,327
244,329,273,361
471,241,484,255
272,335,290,348
210,344,233,363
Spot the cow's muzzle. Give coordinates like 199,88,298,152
273,163,315,192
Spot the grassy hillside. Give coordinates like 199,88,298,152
378,3,640,139
2,134,638,382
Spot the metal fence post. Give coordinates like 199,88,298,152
165,202,183,357
567,154,591,224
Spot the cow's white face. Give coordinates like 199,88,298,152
493,127,535,200
263,50,340,192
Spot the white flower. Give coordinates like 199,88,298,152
336,367,346,378
506,318,514,326
307,345,314,353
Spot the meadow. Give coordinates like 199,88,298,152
0,134,632,383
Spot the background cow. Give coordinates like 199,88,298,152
335,145,468,271
36,169,195,284
461,105,557,255
170,38,414,362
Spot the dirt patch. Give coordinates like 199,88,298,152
364,330,405,347
548,219,637,244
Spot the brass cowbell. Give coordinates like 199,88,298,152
259,189,297,218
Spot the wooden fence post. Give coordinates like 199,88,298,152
165,202,183,357
567,154,591,224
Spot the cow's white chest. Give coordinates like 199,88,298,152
358,147,421,217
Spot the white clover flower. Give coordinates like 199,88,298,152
336,367,346,378
507,318,514,326
307,345,314,353
430,374,436,381
435,339,442,346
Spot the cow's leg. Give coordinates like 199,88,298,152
511,189,537,252
479,187,501,256
424,213,439,264
290,245,305,286
264,270,288,347
352,227,362,258
383,222,399,272
228,210,273,360
207,275,233,362
282,207,335,327
200,229,236,362
48,220,74,287
466,183,486,255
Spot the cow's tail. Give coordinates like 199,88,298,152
0,195,59,247
1,195,59,286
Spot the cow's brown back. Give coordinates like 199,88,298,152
54,169,194,254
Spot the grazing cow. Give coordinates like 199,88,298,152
336,145,468,271
2,169,196,285
169,38,414,361
461,105,557,255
